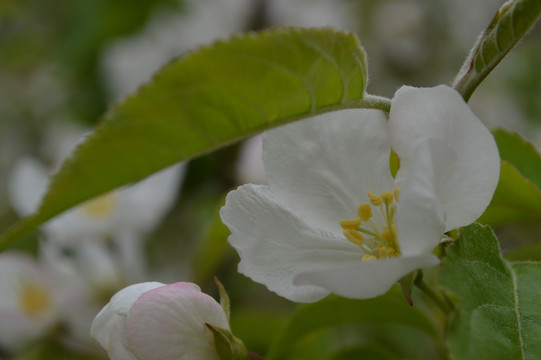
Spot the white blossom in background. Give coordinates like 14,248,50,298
102,0,253,100
0,252,82,351
91,282,230,360
267,0,357,30
8,123,184,246
236,134,266,184
372,1,429,71
221,85,500,302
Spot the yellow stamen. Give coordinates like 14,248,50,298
342,188,401,261
81,192,117,219
340,217,362,229
19,284,51,319
394,187,401,202
381,227,392,243
378,246,398,258
367,190,383,206
362,254,378,262
343,229,365,246
357,203,373,221
381,191,394,204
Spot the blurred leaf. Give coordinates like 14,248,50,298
192,197,234,284
266,290,439,360
505,242,541,261
230,309,289,356
479,129,541,224
493,129,541,188
439,223,541,360
479,161,541,224
324,344,397,360
0,27,383,249
453,0,541,101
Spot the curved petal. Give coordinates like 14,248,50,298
263,109,395,234
90,282,164,360
395,139,447,256
389,85,500,230
125,282,228,360
294,254,439,299
220,184,365,303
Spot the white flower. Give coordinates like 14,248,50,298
0,251,81,350
91,282,230,360
220,85,500,302
8,123,184,245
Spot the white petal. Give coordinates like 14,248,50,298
263,109,395,234
116,163,185,233
125,282,228,360
395,139,447,256
236,134,266,184
220,184,365,303
0,252,59,349
294,254,439,299
90,282,164,360
8,157,49,216
389,85,500,230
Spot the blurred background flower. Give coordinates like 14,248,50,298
1,0,540,358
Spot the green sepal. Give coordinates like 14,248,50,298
206,324,248,360
214,277,231,322
398,270,417,306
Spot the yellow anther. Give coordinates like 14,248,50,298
340,217,362,229
343,229,365,246
394,187,401,202
357,203,373,221
381,191,394,204
362,254,378,262
367,190,383,206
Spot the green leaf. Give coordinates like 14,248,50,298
493,129,541,189
0,27,385,249
453,0,541,101
266,290,439,360
479,130,541,224
439,223,541,360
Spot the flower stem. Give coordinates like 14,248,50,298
415,279,453,314
248,351,265,359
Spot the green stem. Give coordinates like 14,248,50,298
248,351,264,360
357,94,391,112
415,279,453,314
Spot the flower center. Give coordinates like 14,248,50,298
81,192,117,219
340,187,401,261
19,283,52,319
